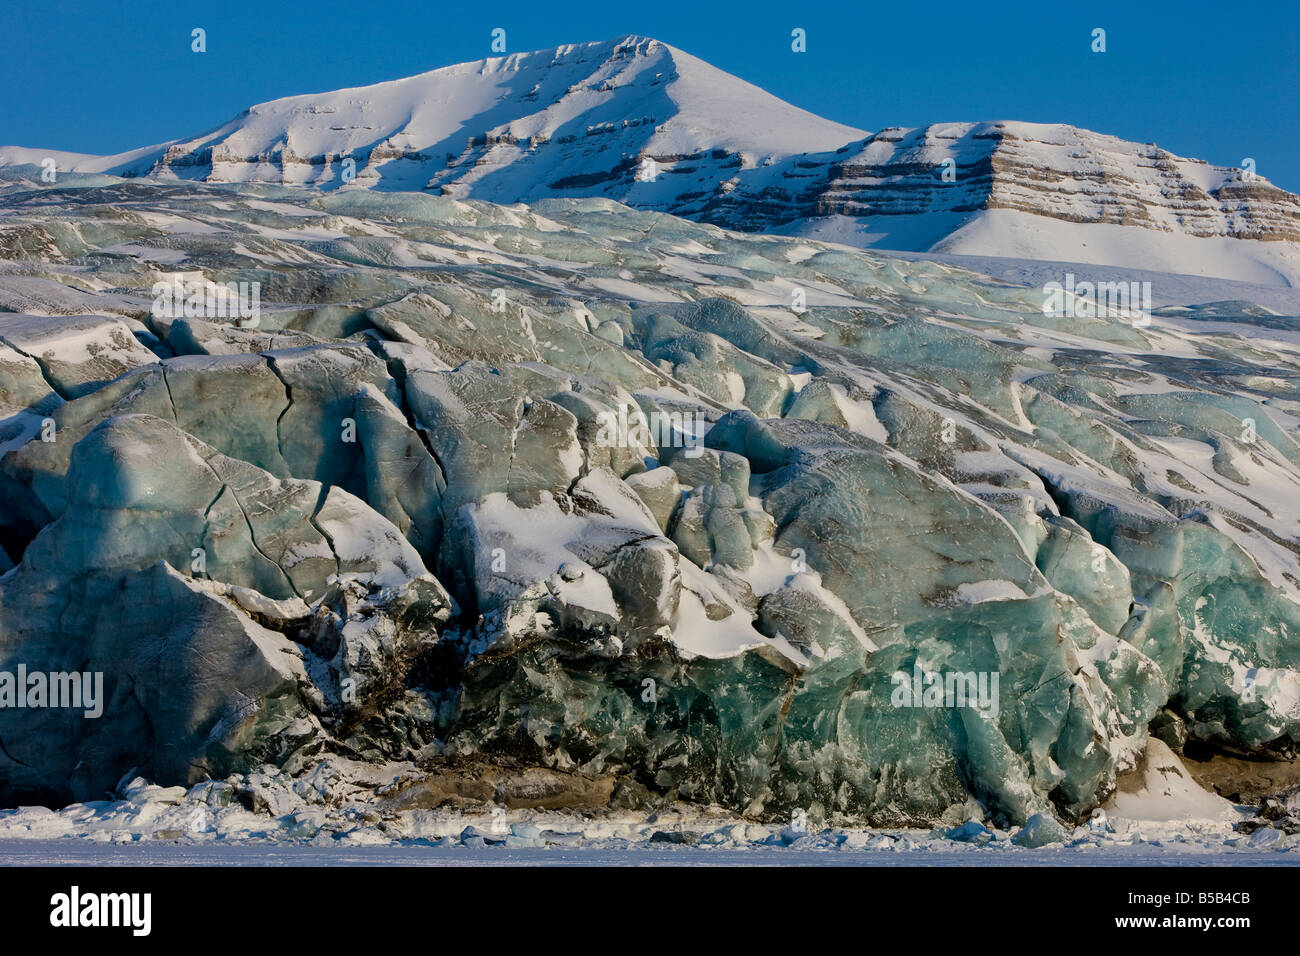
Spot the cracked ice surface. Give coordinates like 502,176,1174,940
1,170,1299,832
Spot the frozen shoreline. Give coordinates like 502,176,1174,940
0,837,1296,867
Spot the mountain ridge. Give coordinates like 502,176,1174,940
3,35,1299,284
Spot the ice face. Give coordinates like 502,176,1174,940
1,173,1299,824
0,414,449,800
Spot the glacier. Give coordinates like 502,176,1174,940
0,167,1299,842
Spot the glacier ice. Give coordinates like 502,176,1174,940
0,171,1299,827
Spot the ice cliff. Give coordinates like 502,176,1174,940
0,172,1298,827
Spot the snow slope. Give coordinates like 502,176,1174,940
3,42,1297,284
756,121,1300,285
0,36,860,202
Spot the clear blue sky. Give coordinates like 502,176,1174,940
4,0,1298,189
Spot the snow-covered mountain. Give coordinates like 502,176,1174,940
2,37,861,204
762,122,1300,287
4,36,1298,284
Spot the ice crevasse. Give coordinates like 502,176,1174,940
0,180,1295,826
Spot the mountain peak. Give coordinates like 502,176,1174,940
2,40,1297,284
58,33,860,198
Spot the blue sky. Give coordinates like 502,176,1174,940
4,0,1298,189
